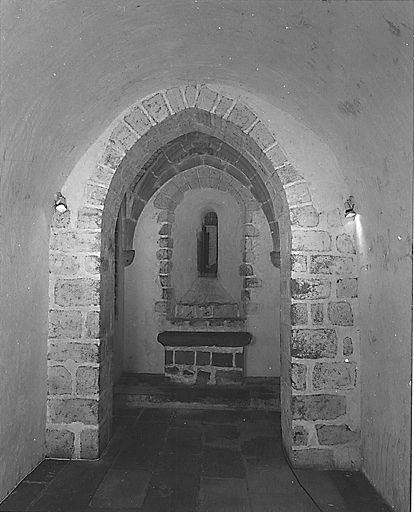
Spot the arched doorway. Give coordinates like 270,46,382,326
47,85,360,469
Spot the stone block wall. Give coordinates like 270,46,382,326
290,207,360,469
164,346,244,385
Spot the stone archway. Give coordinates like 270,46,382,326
47,85,360,469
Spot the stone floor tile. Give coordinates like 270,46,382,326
140,487,197,512
129,420,169,442
88,468,150,509
162,427,202,454
150,452,201,492
112,416,139,437
204,424,241,445
136,407,175,423
198,477,251,512
170,409,205,428
98,435,125,464
113,408,144,417
0,482,46,511
201,410,240,424
246,457,299,492
250,491,321,512
241,435,283,458
202,446,245,478
25,459,69,483
112,437,160,470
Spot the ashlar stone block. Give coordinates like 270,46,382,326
291,254,307,273
343,337,354,356
50,231,101,252
49,309,83,339
316,424,360,445
290,205,319,227
54,279,99,307
292,329,337,359
80,428,100,459
310,256,354,275
142,93,170,123
46,428,75,458
291,363,307,391
311,303,324,325
48,398,99,425
291,303,308,326
336,233,356,254
328,302,354,326
337,278,358,298
291,278,331,300
77,208,102,230
292,394,347,421
285,183,311,206
76,366,99,395
293,425,309,446
48,341,100,364
48,365,72,394
313,362,357,391
292,448,334,469
292,230,331,252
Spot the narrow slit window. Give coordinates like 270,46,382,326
198,211,218,277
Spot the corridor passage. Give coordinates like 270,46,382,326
0,408,391,512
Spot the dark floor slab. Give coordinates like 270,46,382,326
170,409,204,428
250,490,321,512
28,461,109,512
112,416,139,438
241,435,283,458
162,427,202,455
150,452,201,492
201,410,241,424
0,483,47,512
24,459,69,483
199,477,251,512
202,445,245,478
204,424,241,445
112,437,161,470
140,487,198,512
88,468,150,509
246,457,298,492
136,408,175,423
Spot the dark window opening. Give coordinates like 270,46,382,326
198,211,218,277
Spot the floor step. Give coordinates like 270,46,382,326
114,373,281,411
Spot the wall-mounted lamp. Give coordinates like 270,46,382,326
54,192,68,213
344,196,356,218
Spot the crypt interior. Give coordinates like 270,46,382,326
0,1,412,511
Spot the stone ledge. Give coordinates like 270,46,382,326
158,331,252,347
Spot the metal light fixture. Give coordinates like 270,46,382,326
344,196,356,218
54,192,68,213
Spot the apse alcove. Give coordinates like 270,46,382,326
123,172,281,383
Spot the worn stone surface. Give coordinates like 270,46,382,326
49,310,83,339
343,337,354,356
54,279,100,307
313,362,357,391
310,255,354,275
285,183,311,205
49,254,80,275
290,205,319,227
50,231,101,252
292,230,331,252
336,278,358,298
292,448,334,468
80,428,100,459
48,366,72,394
316,424,360,445
328,302,354,326
292,394,347,421
215,369,243,385
76,366,99,395
46,429,75,458
77,208,103,230
336,233,356,254
291,363,307,391
292,425,308,446
48,398,99,425
291,254,307,273
292,329,337,358
311,303,324,324
291,278,331,300
48,341,100,364
291,303,308,325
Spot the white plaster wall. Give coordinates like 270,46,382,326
245,209,281,377
123,198,164,373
